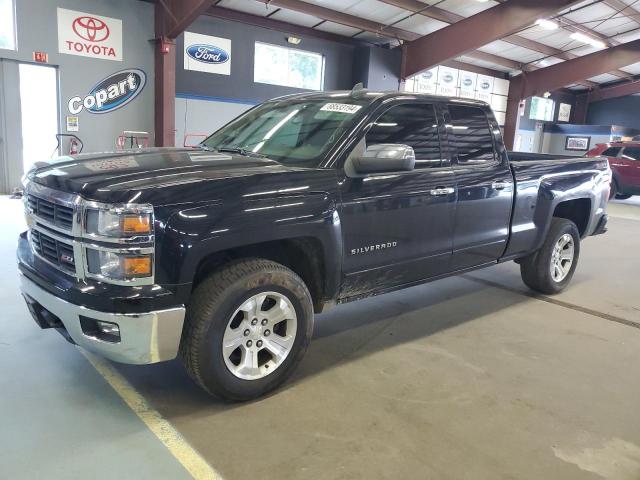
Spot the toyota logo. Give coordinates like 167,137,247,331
72,16,110,42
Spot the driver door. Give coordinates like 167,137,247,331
337,101,457,298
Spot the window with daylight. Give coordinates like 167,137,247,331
254,42,325,91
529,96,555,122
0,0,16,50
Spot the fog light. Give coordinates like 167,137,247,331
97,320,120,336
80,316,121,343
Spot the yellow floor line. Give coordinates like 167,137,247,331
80,348,223,480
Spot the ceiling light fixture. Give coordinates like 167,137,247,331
287,36,301,45
570,32,606,49
536,19,559,30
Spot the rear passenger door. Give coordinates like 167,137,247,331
617,146,640,191
444,104,514,270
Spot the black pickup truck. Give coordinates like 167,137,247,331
18,90,610,400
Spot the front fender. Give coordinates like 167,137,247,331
158,193,343,295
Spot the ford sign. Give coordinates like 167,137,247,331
186,44,230,64
68,69,146,115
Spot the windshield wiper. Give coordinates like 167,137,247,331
213,147,267,158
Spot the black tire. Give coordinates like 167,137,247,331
615,193,632,200
609,179,618,200
180,259,314,401
520,218,581,295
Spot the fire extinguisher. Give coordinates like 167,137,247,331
69,137,79,155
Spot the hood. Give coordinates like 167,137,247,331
26,148,299,204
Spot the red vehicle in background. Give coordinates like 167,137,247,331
586,142,640,199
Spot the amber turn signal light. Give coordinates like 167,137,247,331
123,256,152,276
122,215,151,234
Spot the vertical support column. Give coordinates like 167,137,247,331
572,93,590,124
154,37,176,147
154,1,176,147
503,76,523,151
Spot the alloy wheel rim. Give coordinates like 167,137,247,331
222,291,297,380
550,234,574,283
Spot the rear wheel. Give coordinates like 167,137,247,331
520,218,580,295
615,193,632,200
180,259,314,401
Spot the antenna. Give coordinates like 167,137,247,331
351,82,365,97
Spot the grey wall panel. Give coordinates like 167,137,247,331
588,96,640,130
176,16,357,102
175,96,254,147
0,0,155,192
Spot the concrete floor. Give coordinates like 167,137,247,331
1,196,640,480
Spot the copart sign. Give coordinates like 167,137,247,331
68,69,146,114
57,8,123,61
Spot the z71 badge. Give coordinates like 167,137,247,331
351,242,398,255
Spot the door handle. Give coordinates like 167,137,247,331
491,181,510,190
430,187,455,196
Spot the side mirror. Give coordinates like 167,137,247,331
352,144,416,174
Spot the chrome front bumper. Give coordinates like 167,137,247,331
19,273,185,364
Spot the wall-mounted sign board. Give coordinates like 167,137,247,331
57,8,123,61
184,32,231,76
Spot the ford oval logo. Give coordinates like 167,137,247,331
463,78,473,87
186,44,230,64
443,73,454,83
481,81,491,90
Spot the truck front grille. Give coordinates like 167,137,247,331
27,195,74,230
30,230,75,273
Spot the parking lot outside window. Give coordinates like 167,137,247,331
254,42,325,91
0,0,16,50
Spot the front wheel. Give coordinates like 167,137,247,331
520,218,581,295
180,259,314,401
615,194,632,200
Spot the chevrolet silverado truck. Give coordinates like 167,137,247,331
18,90,610,401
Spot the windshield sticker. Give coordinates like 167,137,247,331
320,103,362,114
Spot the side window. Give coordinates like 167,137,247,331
602,147,622,157
622,147,640,161
448,105,496,166
365,103,442,169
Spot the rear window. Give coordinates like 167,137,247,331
602,147,622,157
447,105,496,166
622,147,640,161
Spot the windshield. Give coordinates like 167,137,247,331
201,98,372,167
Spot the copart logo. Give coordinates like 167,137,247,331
68,69,146,115
72,16,110,42
186,44,230,64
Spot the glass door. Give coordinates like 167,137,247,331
18,63,59,172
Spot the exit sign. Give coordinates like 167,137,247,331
33,52,48,63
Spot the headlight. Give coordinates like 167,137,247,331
85,206,153,238
86,249,153,281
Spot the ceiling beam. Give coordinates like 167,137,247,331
249,0,517,75
603,0,640,25
511,39,640,99
402,0,586,78
379,0,617,87
206,6,368,46
587,78,640,102
158,0,214,39
263,0,420,41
